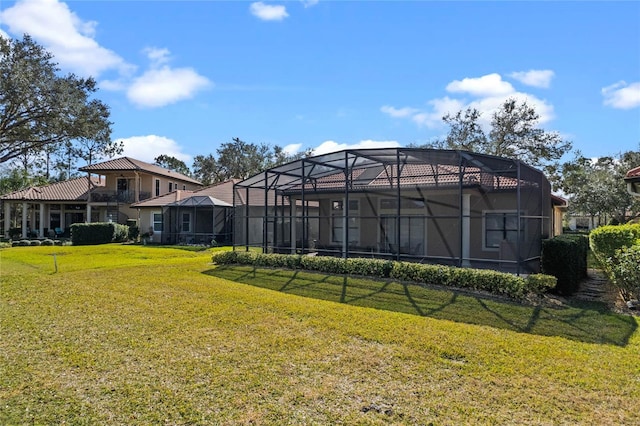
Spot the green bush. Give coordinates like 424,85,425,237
607,245,640,301
212,250,239,264
589,224,640,266
41,239,55,246
213,251,554,300
344,257,394,277
70,223,130,245
526,274,558,295
541,235,588,295
128,225,140,241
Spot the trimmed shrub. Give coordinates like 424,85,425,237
41,239,55,246
525,274,557,295
541,235,588,295
344,257,394,277
30,240,42,246
589,223,640,266
70,223,130,245
212,250,239,264
607,244,640,301
212,251,554,300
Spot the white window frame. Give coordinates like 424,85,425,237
152,211,163,233
181,212,191,233
168,182,173,193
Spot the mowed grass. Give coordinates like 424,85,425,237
1,246,639,424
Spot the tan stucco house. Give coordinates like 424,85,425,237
1,157,202,239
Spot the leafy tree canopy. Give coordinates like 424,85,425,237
192,137,310,185
154,155,192,177
0,34,116,170
427,98,572,169
556,148,640,225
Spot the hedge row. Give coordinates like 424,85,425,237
589,223,640,267
70,222,129,246
541,234,588,295
212,251,556,300
11,239,64,247
590,224,640,301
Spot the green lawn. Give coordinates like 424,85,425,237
1,245,639,424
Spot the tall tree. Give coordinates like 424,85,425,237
432,98,572,169
154,154,191,177
192,154,221,186
0,35,113,165
438,107,489,152
489,99,571,167
192,138,312,185
558,149,640,226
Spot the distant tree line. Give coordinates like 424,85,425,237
154,137,311,186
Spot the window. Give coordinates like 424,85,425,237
331,199,359,244
168,182,173,192
183,184,186,190
152,212,163,232
379,216,424,254
181,212,191,232
484,212,525,249
155,179,160,197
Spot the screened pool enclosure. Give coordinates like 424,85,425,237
233,148,562,274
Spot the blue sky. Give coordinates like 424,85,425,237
1,0,639,166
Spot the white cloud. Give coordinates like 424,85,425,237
446,73,515,97
382,73,555,130
144,47,171,67
602,81,640,109
380,105,420,118
301,0,319,7
509,70,555,88
313,139,401,156
0,0,132,77
282,143,303,155
126,47,211,108
127,66,211,108
117,135,192,164
0,28,10,39
250,2,289,21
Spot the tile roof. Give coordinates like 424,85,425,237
288,163,525,192
79,157,202,185
625,166,640,179
1,176,104,201
130,190,195,208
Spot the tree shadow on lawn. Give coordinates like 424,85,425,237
204,266,637,347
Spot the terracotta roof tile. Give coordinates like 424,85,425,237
1,176,104,201
625,166,640,179
79,157,202,185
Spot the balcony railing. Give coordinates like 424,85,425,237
90,191,151,203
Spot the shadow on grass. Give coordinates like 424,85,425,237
204,265,637,347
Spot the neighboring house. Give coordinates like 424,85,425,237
625,165,640,198
2,176,104,239
234,148,566,274
1,157,202,239
132,181,234,245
